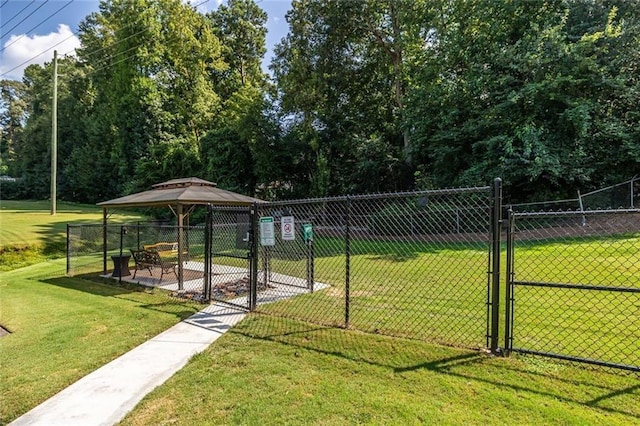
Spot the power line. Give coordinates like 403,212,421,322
1,0,74,53
63,26,149,59
1,0,35,27
1,0,216,79
70,0,214,72
0,0,10,9
83,50,143,77
0,0,49,39
0,31,77,78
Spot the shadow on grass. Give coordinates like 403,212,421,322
42,276,200,321
231,314,640,420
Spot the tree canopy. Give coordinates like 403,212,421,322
1,0,638,204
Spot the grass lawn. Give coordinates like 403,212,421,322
2,201,638,423
0,200,146,270
0,259,201,424
120,314,640,425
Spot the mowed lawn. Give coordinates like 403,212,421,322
0,200,145,270
121,314,639,425
0,260,202,424
1,201,638,424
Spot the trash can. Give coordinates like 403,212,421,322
111,254,131,277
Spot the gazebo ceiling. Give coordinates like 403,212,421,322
97,177,264,208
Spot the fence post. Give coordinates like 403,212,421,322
66,224,70,276
103,208,108,275
345,197,351,328
504,208,515,355
204,204,212,302
577,190,586,226
118,225,125,283
249,203,259,311
490,178,503,354
307,237,315,291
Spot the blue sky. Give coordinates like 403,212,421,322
0,0,292,80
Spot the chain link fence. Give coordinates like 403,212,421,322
510,176,640,212
68,222,208,300
506,209,640,371
255,187,495,349
66,180,640,371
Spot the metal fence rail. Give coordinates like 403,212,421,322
67,181,640,370
255,186,497,350
506,209,640,372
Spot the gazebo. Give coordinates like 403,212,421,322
97,177,263,292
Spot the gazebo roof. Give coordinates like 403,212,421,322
97,177,263,208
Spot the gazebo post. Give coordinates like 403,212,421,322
177,203,184,290
103,208,108,275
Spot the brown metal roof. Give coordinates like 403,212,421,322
97,177,264,208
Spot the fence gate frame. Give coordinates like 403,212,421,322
203,203,258,310
504,208,640,372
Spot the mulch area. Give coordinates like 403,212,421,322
171,276,275,303
124,266,274,303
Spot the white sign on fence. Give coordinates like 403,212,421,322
260,216,275,246
281,216,295,241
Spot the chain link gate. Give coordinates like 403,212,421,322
505,209,640,372
251,181,502,351
203,205,255,310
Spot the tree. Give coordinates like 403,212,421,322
209,0,268,92
272,0,430,196
0,80,27,176
73,0,225,199
406,0,640,201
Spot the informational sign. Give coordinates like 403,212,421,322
302,223,313,243
260,216,275,246
281,216,295,241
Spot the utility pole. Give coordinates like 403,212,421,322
51,50,58,215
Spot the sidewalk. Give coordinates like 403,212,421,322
10,303,247,426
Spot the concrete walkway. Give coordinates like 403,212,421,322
10,262,330,426
10,303,247,426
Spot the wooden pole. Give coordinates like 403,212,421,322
50,50,58,215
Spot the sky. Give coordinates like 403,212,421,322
0,0,292,80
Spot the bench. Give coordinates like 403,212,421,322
130,242,182,282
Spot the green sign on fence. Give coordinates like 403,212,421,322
302,223,313,243
260,216,275,246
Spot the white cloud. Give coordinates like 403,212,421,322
0,24,80,80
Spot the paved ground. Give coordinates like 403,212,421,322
9,303,247,426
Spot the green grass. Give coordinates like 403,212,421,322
0,200,146,270
2,204,637,423
0,259,201,424
252,234,639,368
120,315,640,425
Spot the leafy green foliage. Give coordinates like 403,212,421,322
3,0,639,204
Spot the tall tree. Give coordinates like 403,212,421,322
272,0,429,196
0,80,27,176
74,0,225,198
406,0,640,200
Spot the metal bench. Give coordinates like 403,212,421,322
130,245,179,282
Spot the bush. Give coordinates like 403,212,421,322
0,179,28,200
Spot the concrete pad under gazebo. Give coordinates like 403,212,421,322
96,177,264,292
